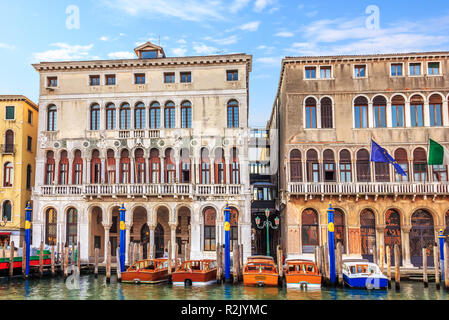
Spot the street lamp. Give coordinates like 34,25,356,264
255,208,279,256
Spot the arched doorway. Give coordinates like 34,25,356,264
45,208,57,246
177,206,191,258
334,208,345,253
384,209,402,266
410,209,435,267
301,208,319,253
229,207,239,251
141,224,150,259
130,206,148,256
89,206,104,262
66,208,78,246
360,209,376,262
155,223,164,258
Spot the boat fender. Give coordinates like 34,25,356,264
185,279,192,287
133,279,140,285
300,282,307,290
257,281,264,287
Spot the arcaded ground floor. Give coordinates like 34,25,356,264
30,196,251,264
281,195,449,267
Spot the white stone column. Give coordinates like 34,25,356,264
225,156,230,184
405,101,411,127
194,156,200,184
442,99,449,127
115,157,120,184
386,102,393,128
169,223,177,259
149,225,155,259
368,102,374,128
79,220,89,262
125,225,131,264
317,101,322,129
210,158,215,184
130,158,135,184
145,159,150,184
86,159,91,184
190,209,202,259
101,158,106,184
424,101,430,127
102,223,111,262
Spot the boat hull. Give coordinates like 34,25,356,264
122,270,170,284
243,273,279,287
285,274,321,289
171,269,217,286
343,274,388,289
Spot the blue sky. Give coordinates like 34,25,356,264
1,0,449,126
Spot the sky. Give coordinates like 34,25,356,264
1,0,449,127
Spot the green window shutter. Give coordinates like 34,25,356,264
5,106,14,120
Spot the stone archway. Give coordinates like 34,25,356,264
89,206,104,262
130,206,148,257
410,209,435,267
155,206,170,258
176,206,191,259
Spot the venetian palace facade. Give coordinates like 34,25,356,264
31,42,253,263
270,52,449,268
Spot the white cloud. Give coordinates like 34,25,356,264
256,56,281,66
306,10,318,18
177,39,187,44
254,0,275,12
239,21,261,32
275,31,294,37
100,36,109,41
0,43,14,50
229,0,250,13
33,43,94,62
107,51,136,59
171,47,187,56
193,43,219,55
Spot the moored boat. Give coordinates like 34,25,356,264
284,259,321,289
121,258,174,284
0,250,52,275
172,259,217,286
243,256,279,287
342,259,388,289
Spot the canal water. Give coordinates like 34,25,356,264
0,275,447,300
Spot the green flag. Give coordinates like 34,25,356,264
428,139,449,165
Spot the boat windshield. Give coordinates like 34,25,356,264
287,263,315,274
246,263,275,272
349,264,377,274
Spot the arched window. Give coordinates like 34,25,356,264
360,209,376,262
373,96,387,128
214,148,225,184
2,200,11,222
26,165,32,190
229,207,239,251
165,148,176,183
230,148,240,184
339,149,352,182
58,150,69,185
410,209,435,267
135,148,146,183
3,162,13,187
134,102,146,129
320,97,333,128
120,149,130,183
410,95,424,127
375,149,390,182
149,148,160,183
45,208,57,245
119,103,131,129
90,104,100,130
106,149,116,184
334,208,345,253
45,151,55,185
149,102,161,129
413,147,427,182
105,103,116,130
200,148,210,184
391,95,405,127
354,96,368,128
47,105,57,131
164,101,175,129
305,97,317,128
302,208,319,253
181,101,192,128
306,149,319,182
323,149,335,182
203,207,216,251
429,94,443,127
290,149,302,182
180,148,191,183
356,149,370,182
66,208,77,246
72,150,83,185
227,100,239,128
91,149,101,184
385,209,401,265
394,148,408,182
4,130,14,153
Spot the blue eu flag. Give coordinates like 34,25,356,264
371,140,407,176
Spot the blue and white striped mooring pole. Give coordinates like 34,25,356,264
25,203,32,277
224,205,231,282
327,202,336,285
119,204,126,273
439,229,445,282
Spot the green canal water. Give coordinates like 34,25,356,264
0,275,447,300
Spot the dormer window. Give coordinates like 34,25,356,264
134,41,166,59
141,51,157,59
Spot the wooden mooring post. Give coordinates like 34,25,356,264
2,245,5,258
39,241,44,278
337,242,343,287
147,243,151,261
394,244,400,290
61,243,65,276
22,240,26,276
232,245,238,284
128,243,133,265
434,245,440,290
9,241,14,278
77,242,81,275
324,243,330,285
138,243,143,262
277,245,283,279
106,241,111,283
174,243,179,267
167,240,172,276
239,244,244,277
51,245,55,277
422,248,428,288
379,245,384,274
386,245,391,289
94,248,99,278
64,246,69,278
444,242,449,290
216,243,222,283
116,247,121,282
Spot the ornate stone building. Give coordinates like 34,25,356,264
269,52,449,267
31,42,253,263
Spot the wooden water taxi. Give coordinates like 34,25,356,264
284,259,321,289
122,258,175,284
342,259,388,289
172,259,217,286
0,250,52,275
242,256,279,287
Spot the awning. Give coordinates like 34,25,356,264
0,232,11,236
